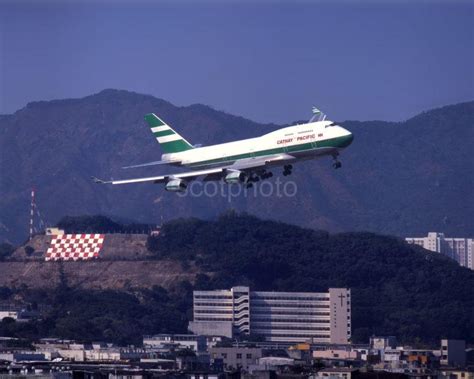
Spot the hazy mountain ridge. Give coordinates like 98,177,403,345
0,89,472,243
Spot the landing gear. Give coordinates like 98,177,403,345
260,171,273,180
249,174,260,183
283,164,293,176
332,153,342,169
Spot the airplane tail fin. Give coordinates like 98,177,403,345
145,113,194,154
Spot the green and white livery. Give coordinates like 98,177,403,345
145,114,193,154
93,108,353,192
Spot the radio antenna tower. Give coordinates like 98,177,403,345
29,187,35,241
29,187,46,241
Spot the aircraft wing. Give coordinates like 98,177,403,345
228,153,296,170
92,167,224,185
93,153,296,185
122,159,181,169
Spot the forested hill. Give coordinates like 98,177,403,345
1,89,473,244
1,214,472,346
151,213,474,344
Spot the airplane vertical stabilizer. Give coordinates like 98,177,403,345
145,113,194,154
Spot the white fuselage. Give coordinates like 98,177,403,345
164,120,353,170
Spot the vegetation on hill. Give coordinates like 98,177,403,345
1,214,473,346
0,243,15,261
57,215,155,234
1,89,473,244
148,213,474,344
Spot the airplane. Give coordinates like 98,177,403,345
92,108,353,192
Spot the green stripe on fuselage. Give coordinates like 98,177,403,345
187,134,352,168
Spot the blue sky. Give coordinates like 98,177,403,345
1,0,473,123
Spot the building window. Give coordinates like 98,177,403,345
246,354,252,359
236,353,242,359
222,353,227,359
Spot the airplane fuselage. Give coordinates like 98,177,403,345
163,120,353,170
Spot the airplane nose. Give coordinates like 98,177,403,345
341,131,353,147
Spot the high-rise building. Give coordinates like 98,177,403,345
406,232,474,270
188,286,351,344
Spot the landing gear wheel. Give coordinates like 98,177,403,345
333,161,342,169
283,165,292,176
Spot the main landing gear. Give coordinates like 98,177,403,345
245,170,274,189
283,165,293,176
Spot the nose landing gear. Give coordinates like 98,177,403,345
332,153,342,169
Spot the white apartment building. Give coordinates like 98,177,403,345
189,286,351,344
406,232,474,270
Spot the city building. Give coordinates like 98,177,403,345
439,369,474,379
189,286,351,344
370,336,397,351
314,367,359,379
440,339,466,367
405,233,474,269
143,334,207,352
0,310,19,321
209,346,263,371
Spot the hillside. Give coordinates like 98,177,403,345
0,215,473,346
1,233,195,290
0,90,473,244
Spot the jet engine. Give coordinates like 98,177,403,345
165,178,187,192
224,170,247,184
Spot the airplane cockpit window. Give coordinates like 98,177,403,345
325,122,337,128
309,107,327,123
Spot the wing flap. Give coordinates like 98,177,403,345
122,159,181,169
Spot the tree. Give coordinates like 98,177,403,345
0,243,15,261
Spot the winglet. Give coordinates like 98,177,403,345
92,176,108,184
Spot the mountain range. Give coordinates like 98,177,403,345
1,89,473,244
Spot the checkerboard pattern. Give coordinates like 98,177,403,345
45,234,105,261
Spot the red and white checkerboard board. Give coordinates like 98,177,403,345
45,234,105,261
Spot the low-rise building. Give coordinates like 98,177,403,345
314,367,359,379
143,334,207,352
313,349,359,360
209,346,263,371
370,336,397,350
0,310,19,321
439,369,474,379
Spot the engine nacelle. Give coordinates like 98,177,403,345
165,178,187,192
224,170,246,184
